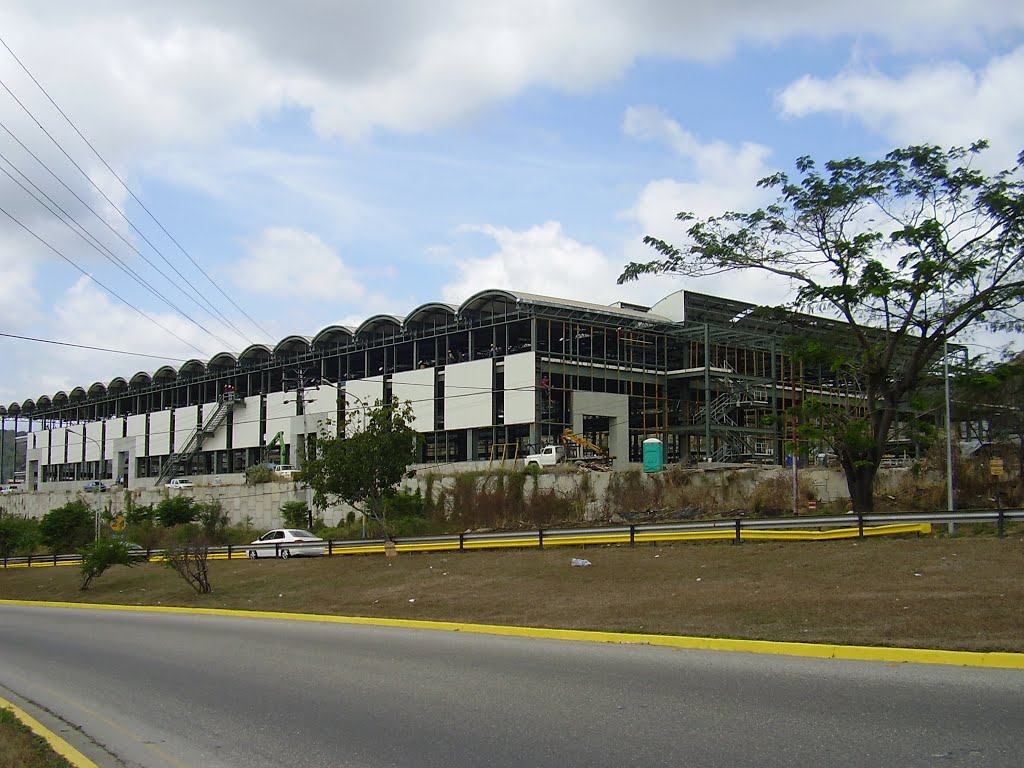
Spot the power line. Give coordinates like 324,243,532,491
0,204,208,356
0,35,272,341
0,151,237,349
0,108,246,349
0,332,190,362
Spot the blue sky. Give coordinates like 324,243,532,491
1,1,1023,406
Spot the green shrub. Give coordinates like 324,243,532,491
195,500,230,541
0,512,39,557
156,496,197,527
281,501,311,528
39,500,93,554
245,465,273,485
79,539,138,590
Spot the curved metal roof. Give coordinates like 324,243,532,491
52,391,69,405
35,395,52,408
207,351,238,369
0,405,6,416
273,335,312,357
128,372,152,388
178,359,207,378
153,366,178,381
19,399,34,413
69,387,87,399
4,403,18,415
355,314,404,340
87,382,107,398
238,344,273,365
404,302,457,328
311,325,355,350
107,377,128,391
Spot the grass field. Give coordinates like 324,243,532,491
2,534,1023,653
0,707,72,768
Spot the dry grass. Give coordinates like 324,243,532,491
2,534,1023,653
0,708,73,768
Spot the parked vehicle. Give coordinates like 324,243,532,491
83,481,108,493
274,464,299,478
0,484,20,494
524,445,565,467
248,529,326,559
165,478,194,489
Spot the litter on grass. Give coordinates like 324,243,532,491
571,558,592,567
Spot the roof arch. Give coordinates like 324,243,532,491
19,399,34,414
153,366,177,383
69,387,87,400
273,335,312,357
404,302,457,331
35,395,52,409
52,391,69,406
355,314,404,342
87,382,107,398
238,344,272,367
129,372,152,388
207,351,238,370
4,403,19,416
178,359,207,379
107,377,128,392
459,289,521,317
311,325,355,351
0,405,6,417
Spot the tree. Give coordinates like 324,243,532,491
300,397,420,540
79,539,138,590
957,352,1024,476
620,142,1024,513
39,500,93,553
164,537,212,594
280,500,311,529
155,496,197,527
0,512,39,558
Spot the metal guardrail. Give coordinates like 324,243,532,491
2,509,1022,569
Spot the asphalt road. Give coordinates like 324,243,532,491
1,605,1022,768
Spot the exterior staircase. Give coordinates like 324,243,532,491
154,398,244,486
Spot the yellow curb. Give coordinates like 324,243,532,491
0,694,99,768
4,598,1023,670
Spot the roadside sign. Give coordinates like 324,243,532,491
110,515,127,533
991,457,1004,476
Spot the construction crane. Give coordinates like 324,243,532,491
561,428,610,465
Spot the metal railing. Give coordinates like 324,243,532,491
3,509,1021,569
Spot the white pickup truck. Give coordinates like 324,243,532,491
524,445,565,467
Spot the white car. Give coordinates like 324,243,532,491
165,478,194,489
248,529,327,559
274,465,299,478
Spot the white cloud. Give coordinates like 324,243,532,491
619,107,786,305
443,221,663,306
235,227,366,302
4,1,1023,153
777,46,1024,165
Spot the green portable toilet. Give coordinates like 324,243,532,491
642,438,664,473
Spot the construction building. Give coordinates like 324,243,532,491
0,288,928,491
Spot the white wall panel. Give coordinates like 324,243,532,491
36,430,50,465
202,400,227,451
392,369,434,431
232,395,262,449
84,421,103,461
103,418,124,459
345,377,384,435
126,414,148,457
149,411,171,457
51,428,67,464
174,406,199,454
66,427,82,463
502,352,536,425
444,359,492,430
